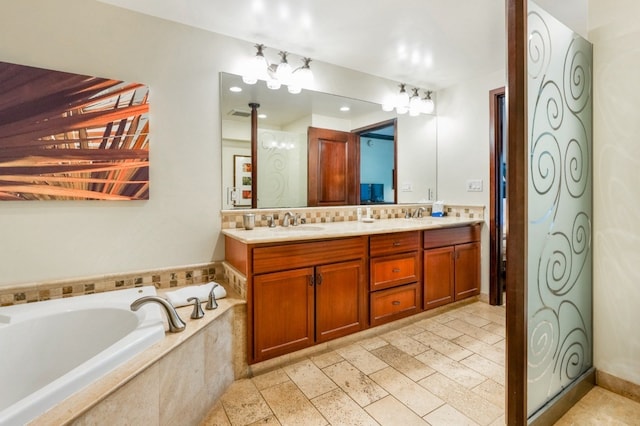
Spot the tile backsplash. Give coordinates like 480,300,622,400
221,204,484,229
0,262,231,307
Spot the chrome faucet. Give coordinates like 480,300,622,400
130,296,186,333
262,215,276,228
282,211,296,227
412,207,426,218
206,283,219,310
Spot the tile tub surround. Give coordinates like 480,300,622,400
29,289,247,426
0,262,228,307
221,204,484,230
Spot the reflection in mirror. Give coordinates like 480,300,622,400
220,72,437,209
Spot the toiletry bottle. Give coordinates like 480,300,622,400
357,207,362,221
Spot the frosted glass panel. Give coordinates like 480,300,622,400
257,129,307,208
527,2,593,416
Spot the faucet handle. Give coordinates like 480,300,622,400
187,297,205,319
293,213,301,226
206,284,219,310
262,215,275,228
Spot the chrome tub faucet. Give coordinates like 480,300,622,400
130,296,186,333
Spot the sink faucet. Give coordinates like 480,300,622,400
282,211,297,227
412,207,426,218
130,296,186,333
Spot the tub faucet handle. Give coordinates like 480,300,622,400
130,296,186,333
187,297,205,319
206,284,219,310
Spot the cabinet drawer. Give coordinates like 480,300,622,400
423,224,480,249
253,236,367,275
370,252,420,291
370,283,421,326
370,231,420,256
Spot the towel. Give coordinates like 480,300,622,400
165,282,227,308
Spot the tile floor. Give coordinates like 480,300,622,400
202,300,640,425
203,301,506,425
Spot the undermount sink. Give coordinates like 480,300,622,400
273,225,325,232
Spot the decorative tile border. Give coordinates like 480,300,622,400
223,262,247,299
0,262,230,307
221,204,484,229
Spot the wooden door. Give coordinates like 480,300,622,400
454,242,481,300
307,127,358,206
253,267,314,361
423,246,455,309
315,260,365,342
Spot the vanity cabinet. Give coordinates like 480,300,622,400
249,236,367,363
369,231,422,326
423,224,481,309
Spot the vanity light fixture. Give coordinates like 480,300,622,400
242,44,314,94
383,83,435,115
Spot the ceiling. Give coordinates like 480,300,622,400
97,0,506,90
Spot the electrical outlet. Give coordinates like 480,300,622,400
401,183,413,192
466,179,483,192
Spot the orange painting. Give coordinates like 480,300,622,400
0,61,150,200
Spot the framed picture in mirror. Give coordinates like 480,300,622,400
233,155,252,206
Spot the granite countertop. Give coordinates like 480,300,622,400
222,216,483,244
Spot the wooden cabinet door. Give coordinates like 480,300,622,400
424,246,455,309
455,242,481,300
307,127,358,206
315,260,365,342
253,267,314,361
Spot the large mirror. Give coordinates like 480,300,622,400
220,72,437,209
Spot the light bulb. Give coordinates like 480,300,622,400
276,51,292,85
421,91,435,114
242,44,268,84
396,84,410,111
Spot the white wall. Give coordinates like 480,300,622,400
437,69,506,296
589,0,640,387
0,0,429,287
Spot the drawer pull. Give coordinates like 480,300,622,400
392,268,401,273
392,242,401,247
392,300,401,306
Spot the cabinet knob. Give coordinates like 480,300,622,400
392,300,401,306
392,268,401,273
316,273,323,285
392,242,401,247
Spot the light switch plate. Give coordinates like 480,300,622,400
401,183,413,192
466,179,483,192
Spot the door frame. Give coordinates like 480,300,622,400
489,87,506,306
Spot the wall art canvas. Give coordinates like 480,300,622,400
0,61,150,200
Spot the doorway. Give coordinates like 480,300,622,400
489,87,506,306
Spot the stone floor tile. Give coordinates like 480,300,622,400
397,323,427,337
369,366,444,416
371,344,435,382
420,320,464,340
201,401,231,426
419,373,502,425
461,354,505,386
247,415,282,425
365,395,429,425
481,322,506,338
358,336,389,351
252,368,291,391
260,381,328,426
311,388,379,426
416,349,487,389
412,330,474,361
220,379,273,425
446,319,503,345
283,359,337,399
555,386,640,425
310,350,345,369
472,379,506,410
423,404,480,426
453,334,505,366
335,343,389,375
323,360,388,407
379,329,429,356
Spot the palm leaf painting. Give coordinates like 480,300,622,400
0,61,150,200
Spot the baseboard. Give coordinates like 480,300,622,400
597,370,640,404
528,367,595,426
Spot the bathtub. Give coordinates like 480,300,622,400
0,286,166,426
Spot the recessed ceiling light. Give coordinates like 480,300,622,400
229,86,242,92
340,106,350,112
258,113,267,119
